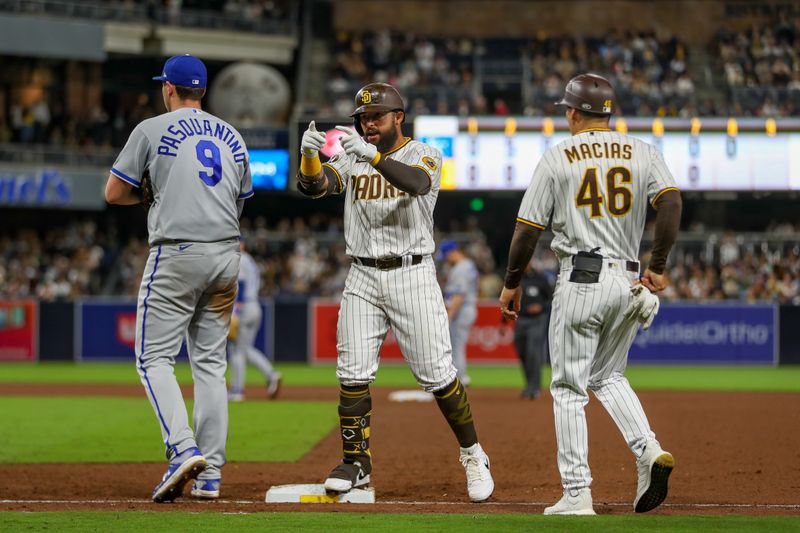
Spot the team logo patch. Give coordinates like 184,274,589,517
422,156,438,171
361,90,372,104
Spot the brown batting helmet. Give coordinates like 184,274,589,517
350,83,405,134
555,73,616,115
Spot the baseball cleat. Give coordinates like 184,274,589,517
266,373,282,400
152,447,207,503
544,487,596,515
323,461,370,492
634,443,675,513
228,390,245,402
459,443,494,502
191,478,221,499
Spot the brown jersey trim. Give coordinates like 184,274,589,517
516,217,546,230
382,137,412,156
651,186,680,206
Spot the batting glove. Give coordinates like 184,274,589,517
336,126,378,163
623,284,660,330
301,121,326,157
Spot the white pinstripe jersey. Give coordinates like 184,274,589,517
323,138,441,258
517,128,678,262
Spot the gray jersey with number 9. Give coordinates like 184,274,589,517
111,107,253,245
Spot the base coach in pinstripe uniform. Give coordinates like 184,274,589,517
297,83,494,502
499,74,682,515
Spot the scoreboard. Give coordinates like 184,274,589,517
414,116,800,191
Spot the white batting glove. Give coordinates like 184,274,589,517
301,121,326,157
623,284,660,330
336,126,378,163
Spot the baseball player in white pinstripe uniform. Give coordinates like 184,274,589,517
499,74,682,515
297,83,494,502
105,54,252,503
227,237,281,401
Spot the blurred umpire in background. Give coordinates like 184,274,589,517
514,260,553,399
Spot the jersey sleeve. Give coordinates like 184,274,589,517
322,151,352,195
238,153,254,200
111,125,151,188
517,151,555,229
646,144,679,205
409,142,442,193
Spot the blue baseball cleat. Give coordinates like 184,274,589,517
191,478,221,499
152,447,208,503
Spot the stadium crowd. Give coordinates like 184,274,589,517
2,218,798,306
715,13,800,116
1,17,796,150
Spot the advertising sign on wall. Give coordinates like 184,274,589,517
310,300,778,365
77,299,274,360
309,300,516,363
0,299,38,361
629,304,777,364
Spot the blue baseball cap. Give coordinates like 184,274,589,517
436,239,459,261
152,54,207,89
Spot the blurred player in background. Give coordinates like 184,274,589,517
297,82,494,502
227,236,281,401
499,73,681,515
105,54,253,502
513,260,553,400
438,240,478,387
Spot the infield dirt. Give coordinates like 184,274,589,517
1,385,798,515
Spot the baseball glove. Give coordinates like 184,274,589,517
623,284,660,330
139,170,154,211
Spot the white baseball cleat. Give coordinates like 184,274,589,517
634,442,675,513
459,443,494,502
544,487,596,515
324,461,370,492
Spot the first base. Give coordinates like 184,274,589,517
265,484,376,504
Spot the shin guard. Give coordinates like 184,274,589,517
339,385,372,472
434,378,478,448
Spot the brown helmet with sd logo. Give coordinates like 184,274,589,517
350,82,405,135
554,73,616,115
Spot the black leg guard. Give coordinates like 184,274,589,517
434,378,478,448
339,384,372,473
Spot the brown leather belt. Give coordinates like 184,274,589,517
354,255,424,270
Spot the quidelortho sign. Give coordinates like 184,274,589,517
630,304,777,364
0,167,106,210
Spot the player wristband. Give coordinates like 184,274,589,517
300,154,322,176
369,152,381,166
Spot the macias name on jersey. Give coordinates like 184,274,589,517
564,142,633,164
351,173,408,201
157,118,245,162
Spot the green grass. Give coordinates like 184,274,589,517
1,362,800,391
0,512,797,532
0,397,336,463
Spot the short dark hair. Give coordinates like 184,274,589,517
175,85,205,101
571,107,609,121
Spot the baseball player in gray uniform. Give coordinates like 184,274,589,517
297,83,494,502
227,237,281,401
105,54,253,503
499,74,682,515
438,240,479,387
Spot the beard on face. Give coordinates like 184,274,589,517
373,125,398,153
